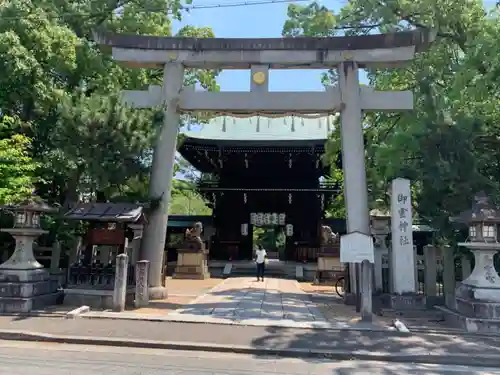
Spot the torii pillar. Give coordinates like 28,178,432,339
338,60,370,297
138,64,184,298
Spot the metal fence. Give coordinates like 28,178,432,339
66,263,135,289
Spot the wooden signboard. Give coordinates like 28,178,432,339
86,228,125,246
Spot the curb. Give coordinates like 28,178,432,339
385,323,500,339
79,313,402,334
4,312,500,340
0,329,499,367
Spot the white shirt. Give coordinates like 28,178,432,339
255,249,267,264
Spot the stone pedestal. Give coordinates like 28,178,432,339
317,255,341,271
438,243,500,333
315,243,342,284
173,249,210,280
0,229,61,313
316,226,342,284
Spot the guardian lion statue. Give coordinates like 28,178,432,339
321,225,339,246
185,221,203,241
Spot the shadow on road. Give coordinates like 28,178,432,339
250,324,500,363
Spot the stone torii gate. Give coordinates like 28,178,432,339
95,30,434,298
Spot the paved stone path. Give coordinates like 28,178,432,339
170,277,326,322
83,277,388,330
131,278,225,316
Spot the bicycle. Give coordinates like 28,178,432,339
335,276,345,298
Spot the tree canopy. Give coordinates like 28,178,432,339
0,0,211,215
0,116,38,204
284,0,500,239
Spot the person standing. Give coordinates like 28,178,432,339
255,245,267,282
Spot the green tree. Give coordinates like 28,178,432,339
283,1,500,240
169,189,212,215
0,0,217,208
0,116,38,204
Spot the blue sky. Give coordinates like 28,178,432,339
173,0,343,91
171,0,495,180
172,0,496,92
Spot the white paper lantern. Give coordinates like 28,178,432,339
286,224,294,237
15,211,27,227
264,213,271,225
250,213,257,225
241,223,248,236
278,213,286,225
482,223,497,240
256,213,264,226
271,213,278,225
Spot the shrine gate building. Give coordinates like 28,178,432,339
178,115,339,262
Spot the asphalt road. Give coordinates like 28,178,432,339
0,340,497,375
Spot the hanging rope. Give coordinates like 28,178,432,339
180,110,339,119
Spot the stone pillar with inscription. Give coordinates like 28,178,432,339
423,245,438,303
69,237,82,266
370,209,391,293
442,245,456,308
390,178,416,294
361,259,373,322
112,253,129,312
135,260,149,308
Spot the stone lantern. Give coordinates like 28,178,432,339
0,199,60,312
370,208,391,293
447,192,500,331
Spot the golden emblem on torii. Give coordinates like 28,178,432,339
252,71,266,85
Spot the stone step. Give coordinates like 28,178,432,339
230,266,294,279
230,268,289,276
379,307,445,320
